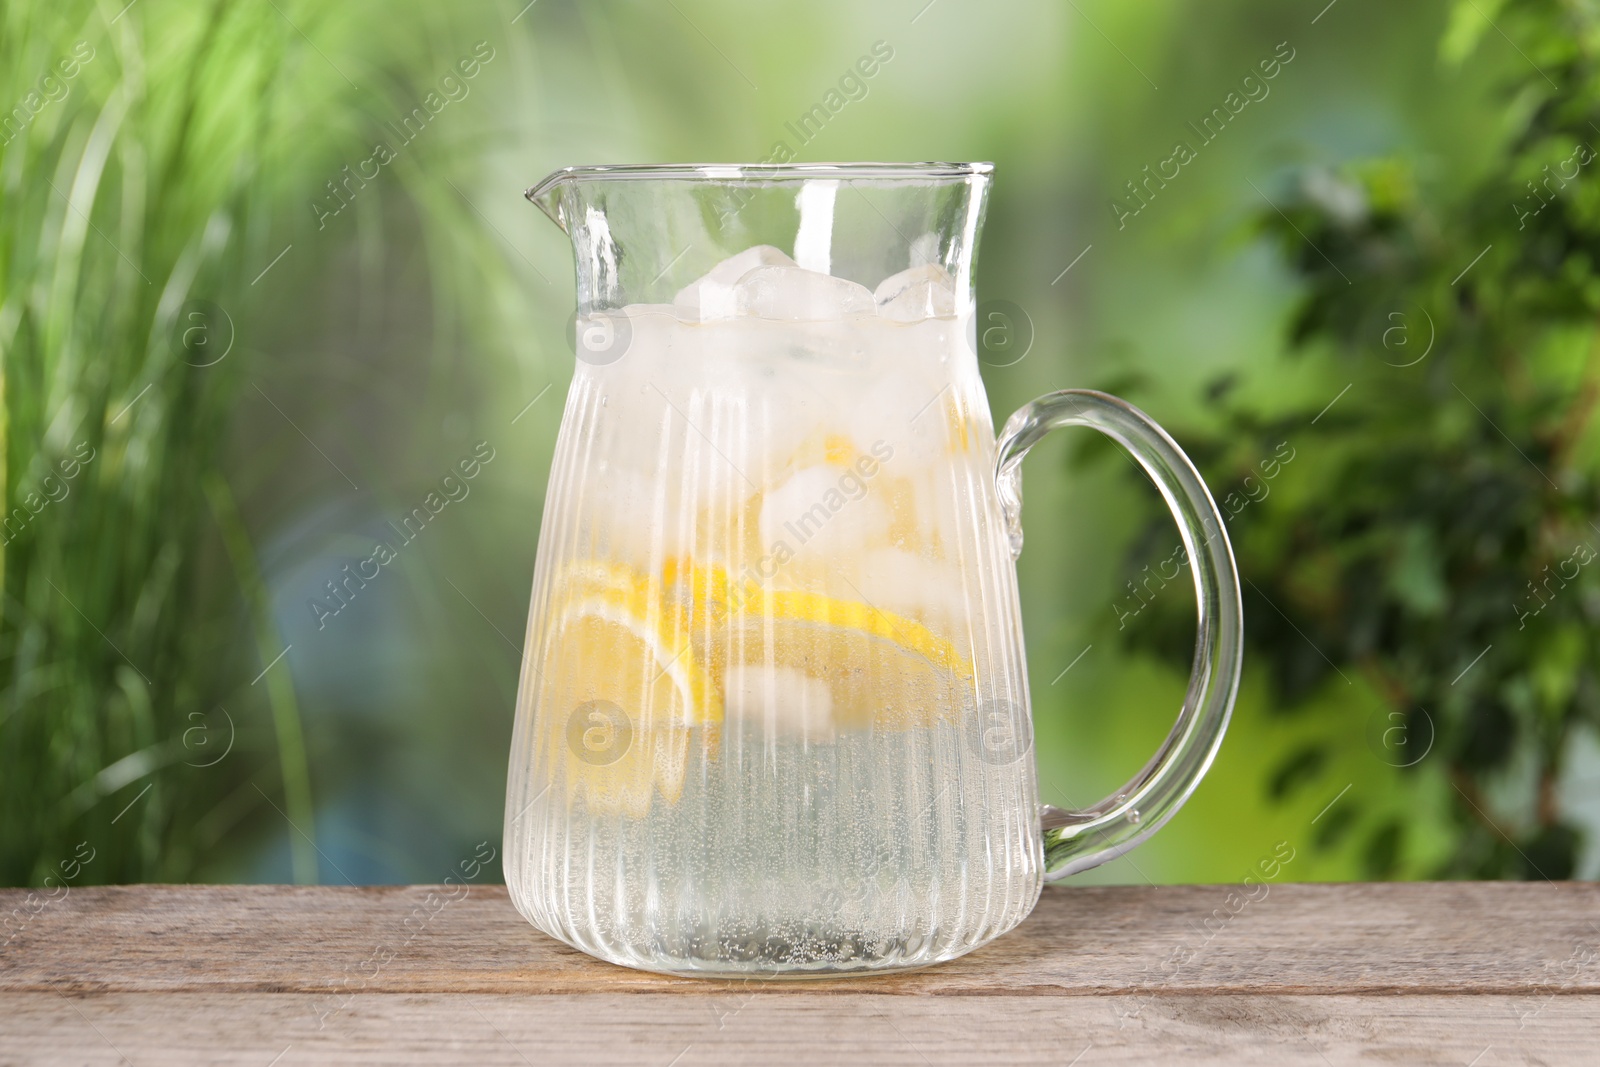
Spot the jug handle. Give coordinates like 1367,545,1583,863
994,389,1243,879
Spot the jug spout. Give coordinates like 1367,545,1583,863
523,162,992,312
525,167,583,231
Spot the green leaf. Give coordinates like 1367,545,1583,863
1440,0,1504,67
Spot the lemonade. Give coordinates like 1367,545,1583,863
504,245,1043,974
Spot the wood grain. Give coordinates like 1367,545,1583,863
0,993,1594,1066
2,882,1597,995
3,883,1597,1065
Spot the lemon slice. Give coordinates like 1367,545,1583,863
540,562,718,817
662,557,974,735
727,585,974,733
541,557,974,812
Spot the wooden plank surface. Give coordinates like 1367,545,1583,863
3,883,1598,1065
3,882,1597,995
2,993,1595,1066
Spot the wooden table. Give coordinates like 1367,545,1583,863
2,882,1596,1064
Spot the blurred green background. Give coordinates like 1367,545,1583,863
4,0,1597,888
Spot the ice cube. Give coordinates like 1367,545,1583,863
758,464,891,557
908,231,942,268
674,245,796,321
874,262,954,303
851,548,970,634
588,464,688,560
874,263,956,322
725,664,835,740
733,265,876,321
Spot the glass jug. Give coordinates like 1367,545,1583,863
504,162,1242,977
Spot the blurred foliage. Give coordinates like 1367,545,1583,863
1119,0,1600,879
0,0,510,884
6,0,1592,888
3,0,317,884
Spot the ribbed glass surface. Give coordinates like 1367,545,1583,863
504,298,1043,976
